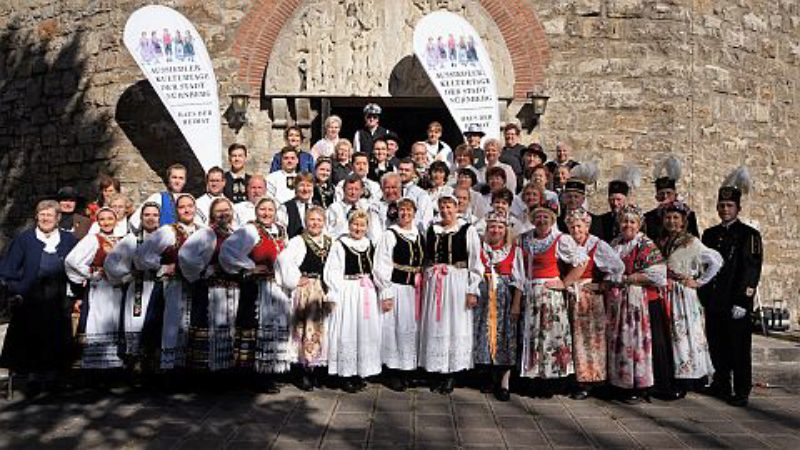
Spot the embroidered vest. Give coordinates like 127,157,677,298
342,241,374,276
390,229,425,286
531,235,561,279
425,222,470,266
299,233,331,276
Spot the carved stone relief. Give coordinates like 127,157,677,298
264,0,514,97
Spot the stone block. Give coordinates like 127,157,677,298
608,0,645,19
574,0,602,17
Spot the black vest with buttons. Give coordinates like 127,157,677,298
425,222,470,266
389,229,425,286
342,240,374,276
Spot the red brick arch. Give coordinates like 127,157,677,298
232,0,550,99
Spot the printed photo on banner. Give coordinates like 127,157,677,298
136,29,196,65
423,34,479,70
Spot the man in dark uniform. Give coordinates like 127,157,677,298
699,184,763,407
596,180,629,243
644,176,699,241
354,103,391,155
556,179,602,236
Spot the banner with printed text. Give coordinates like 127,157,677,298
123,5,221,172
413,11,500,140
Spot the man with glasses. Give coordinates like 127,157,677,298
354,103,391,155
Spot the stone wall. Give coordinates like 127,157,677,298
0,0,798,322
528,0,800,319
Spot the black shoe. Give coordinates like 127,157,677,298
494,387,510,402
385,375,407,392
703,382,731,400
652,388,683,401
440,377,455,394
260,379,280,394
353,377,367,390
570,389,589,400
341,379,359,394
298,373,314,392
479,380,494,394
728,395,749,407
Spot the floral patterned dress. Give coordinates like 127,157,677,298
659,234,722,380
277,232,333,368
518,227,580,379
608,232,667,389
565,235,624,383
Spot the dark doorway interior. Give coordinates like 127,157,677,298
311,97,464,159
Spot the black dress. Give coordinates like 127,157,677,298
0,228,77,372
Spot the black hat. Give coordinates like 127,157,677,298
655,176,676,192
56,186,83,202
608,180,630,196
717,186,742,207
563,179,586,195
524,143,548,163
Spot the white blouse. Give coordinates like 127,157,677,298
66,232,115,284
372,225,420,301
428,221,485,296
104,232,150,285
665,237,724,287
178,227,219,283
276,233,330,291
135,223,198,274
561,234,625,283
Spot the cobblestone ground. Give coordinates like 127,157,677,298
1,380,799,450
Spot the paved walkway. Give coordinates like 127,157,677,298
1,382,799,449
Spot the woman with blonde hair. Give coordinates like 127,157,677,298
278,205,334,391
311,115,342,160
323,209,381,392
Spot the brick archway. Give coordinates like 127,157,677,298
232,0,550,99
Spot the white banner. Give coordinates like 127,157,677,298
123,5,221,172
413,11,500,140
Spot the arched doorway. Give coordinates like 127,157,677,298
233,0,551,153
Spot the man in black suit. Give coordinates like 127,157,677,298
596,180,629,243
277,173,315,239
557,179,602,237
699,185,763,407
643,176,699,241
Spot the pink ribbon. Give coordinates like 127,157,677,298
360,276,374,320
432,264,449,322
414,272,423,322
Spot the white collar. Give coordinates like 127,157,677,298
390,224,418,238
341,235,370,251
36,227,61,253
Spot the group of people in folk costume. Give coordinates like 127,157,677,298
1,106,762,406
